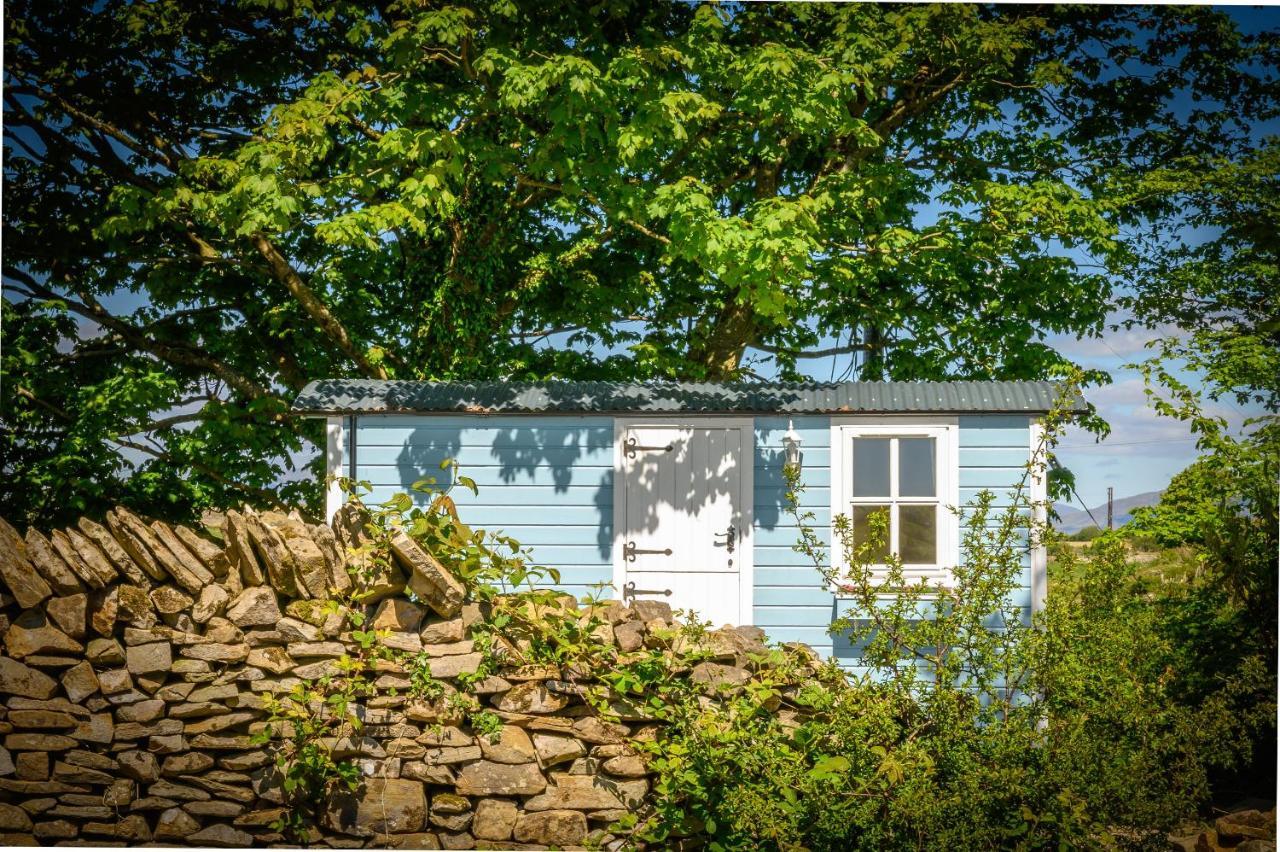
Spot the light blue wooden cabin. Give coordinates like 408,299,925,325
292,380,1078,663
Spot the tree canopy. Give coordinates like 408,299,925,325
3,1,1276,523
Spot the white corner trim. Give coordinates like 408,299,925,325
1029,418,1049,616
324,416,347,524
829,415,960,590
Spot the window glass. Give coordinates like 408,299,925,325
899,505,937,564
851,505,891,563
898,437,936,497
852,438,890,497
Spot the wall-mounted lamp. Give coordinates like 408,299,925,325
784,419,802,468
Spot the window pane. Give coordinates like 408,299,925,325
852,438,890,497
899,437,936,497
900,504,937,564
851,505,891,563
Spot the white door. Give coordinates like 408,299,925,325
615,420,752,626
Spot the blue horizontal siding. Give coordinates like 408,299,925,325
355,411,1034,665
357,465,610,490
752,417,834,651
357,445,613,467
751,414,1034,665
355,415,615,571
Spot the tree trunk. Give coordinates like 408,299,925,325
687,299,759,379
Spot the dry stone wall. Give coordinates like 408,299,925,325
0,506,819,848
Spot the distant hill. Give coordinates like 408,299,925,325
1052,490,1164,534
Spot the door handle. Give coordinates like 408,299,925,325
623,581,672,601
624,541,672,562
713,524,736,554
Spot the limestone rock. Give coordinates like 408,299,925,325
0,521,52,608
85,637,125,665
267,513,331,598
118,751,159,782
97,668,133,696
514,809,588,847
244,512,305,598
117,699,164,723
473,798,519,842
149,585,194,619
26,527,96,594
524,775,625,812
0,804,32,832
479,725,537,765
690,661,751,692
246,646,293,674
88,585,118,637
429,653,483,679
224,510,267,587
4,609,81,659
125,641,172,675
71,713,114,744
602,754,648,777
372,598,426,633
287,641,345,658
104,509,167,583
276,615,323,642
15,751,47,780
614,620,646,652
3,734,76,752
115,584,157,628
9,710,75,729
533,733,587,768
189,824,256,847
58,654,99,701
76,517,147,585
326,778,428,836
455,761,547,797
1217,810,1275,844
50,529,111,590
226,586,281,628
154,806,200,841
419,617,465,644
630,599,673,623
573,716,629,745
192,584,229,624
390,533,464,617
149,521,215,592
312,522,352,595
64,529,119,586
492,682,572,714
45,594,87,639
172,524,223,572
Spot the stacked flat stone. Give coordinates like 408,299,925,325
0,506,816,848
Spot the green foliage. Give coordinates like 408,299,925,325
250,655,375,841
6,3,1276,523
1065,525,1104,542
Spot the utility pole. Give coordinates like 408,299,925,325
1106,486,1114,530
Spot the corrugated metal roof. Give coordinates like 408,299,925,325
291,380,1087,415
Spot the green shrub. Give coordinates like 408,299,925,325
1066,524,1104,541
616,444,1274,849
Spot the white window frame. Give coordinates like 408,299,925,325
829,417,960,589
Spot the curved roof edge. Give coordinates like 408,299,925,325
290,380,1089,416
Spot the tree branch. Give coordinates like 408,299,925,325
248,232,390,380
6,268,271,399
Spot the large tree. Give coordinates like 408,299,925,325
3,2,1275,524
